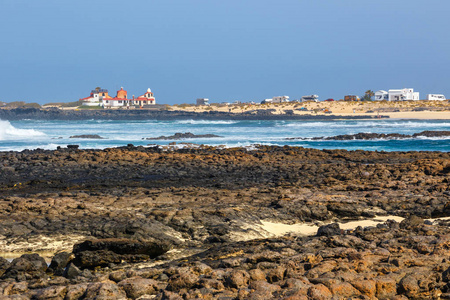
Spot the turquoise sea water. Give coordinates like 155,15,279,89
0,119,449,152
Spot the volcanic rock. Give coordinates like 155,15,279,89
69,134,106,139
2,254,47,281
145,132,221,140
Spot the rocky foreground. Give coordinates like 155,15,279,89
0,145,449,299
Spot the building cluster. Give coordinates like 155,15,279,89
80,87,156,108
374,88,446,101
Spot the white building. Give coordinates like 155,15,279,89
426,94,446,101
196,98,210,106
374,90,388,101
301,95,319,102
80,88,110,107
388,88,420,101
272,96,289,103
261,99,273,104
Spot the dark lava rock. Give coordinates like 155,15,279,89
73,238,170,257
72,238,170,269
73,250,150,269
146,132,221,140
412,130,450,138
317,223,342,237
400,215,424,229
288,130,450,141
2,253,47,281
48,252,73,276
69,134,106,139
63,262,82,279
0,257,11,276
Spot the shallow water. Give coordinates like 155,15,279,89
1,119,449,152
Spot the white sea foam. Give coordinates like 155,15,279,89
281,121,450,128
175,120,238,125
0,120,45,141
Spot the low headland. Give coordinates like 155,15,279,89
1,99,450,120
0,145,449,298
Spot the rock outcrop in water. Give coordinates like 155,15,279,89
286,130,450,140
0,145,449,298
145,132,221,140
69,134,106,139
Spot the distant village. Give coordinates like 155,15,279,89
80,87,156,108
0,86,448,109
196,88,447,106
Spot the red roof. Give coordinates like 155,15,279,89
79,96,93,101
106,97,131,101
136,96,155,100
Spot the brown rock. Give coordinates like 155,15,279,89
225,269,250,288
375,276,397,299
84,281,126,300
307,284,332,300
166,269,198,292
31,286,67,300
249,269,266,281
118,277,158,299
351,279,376,298
328,281,360,297
65,284,88,300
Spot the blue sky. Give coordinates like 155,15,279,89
1,0,449,104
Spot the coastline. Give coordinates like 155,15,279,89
1,104,449,121
0,145,449,298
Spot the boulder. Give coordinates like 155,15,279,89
400,215,423,229
0,257,11,276
84,281,126,300
317,223,341,237
48,252,73,276
2,254,47,281
73,238,170,257
72,250,149,269
118,277,158,299
63,263,81,279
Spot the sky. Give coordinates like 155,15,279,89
1,0,449,105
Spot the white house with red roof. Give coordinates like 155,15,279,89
103,87,130,108
80,87,156,108
80,87,111,106
132,88,156,106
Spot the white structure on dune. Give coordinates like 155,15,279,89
374,88,419,101
374,90,388,101
426,94,446,100
272,96,289,103
301,95,319,102
196,98,210,106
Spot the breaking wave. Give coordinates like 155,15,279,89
0,120,45,141
175,120,238,125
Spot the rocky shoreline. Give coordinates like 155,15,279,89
0,145,449,299
286,130,450,141
0,107,388,121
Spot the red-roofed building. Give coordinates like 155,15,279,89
133,88,156,106
80,87,111,106
80,86,156,108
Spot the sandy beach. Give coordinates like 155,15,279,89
171,100,450,119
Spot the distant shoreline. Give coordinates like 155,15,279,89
0,107,390,121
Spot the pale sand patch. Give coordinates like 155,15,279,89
260,215,405,237
0,234,88,259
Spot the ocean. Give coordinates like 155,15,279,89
0,119,449,152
